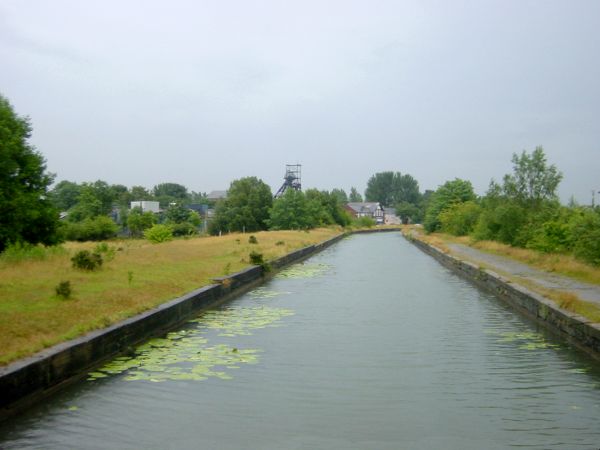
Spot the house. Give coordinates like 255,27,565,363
344,202,385,224
130,201,160,213
207,190,227,202
383,207,401,225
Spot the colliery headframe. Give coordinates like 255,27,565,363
274,164,302,198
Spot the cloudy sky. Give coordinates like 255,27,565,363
1,0,599,202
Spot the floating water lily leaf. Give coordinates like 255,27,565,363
495,331,558,350
67,406,79,411
275,262,331,279
190,306,295,337
248,287,289,299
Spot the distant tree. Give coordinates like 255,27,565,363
129,185,154,201
502,146,562,208
0,94,61,251
330,188,348,204
153,182,189,207
348,187,363,202
127,206,155,237
268,189,311,230
51,180,82,211
396,201,420,224
423,178,476,232
209,177,272,234
365,171,420,206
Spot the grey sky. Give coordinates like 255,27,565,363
1,0,599,202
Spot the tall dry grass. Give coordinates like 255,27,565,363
0,228,342,365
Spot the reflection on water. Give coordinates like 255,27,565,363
1,233,600,450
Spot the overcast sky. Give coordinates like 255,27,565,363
1,0,599,202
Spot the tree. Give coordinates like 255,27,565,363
0,94,61,251
127,206,155,237
396,201,420,224
209,177,272,234
349,187,363,202
130,185,153,201
330,188,348,204
365,171,421,206
153,182,189,208
502,146,562,207
423,178,476,232
268,189,311,230
50,180,82,211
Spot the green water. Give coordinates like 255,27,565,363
1,233,600,449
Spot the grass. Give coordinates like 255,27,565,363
402,225,600,323
0,228,342,366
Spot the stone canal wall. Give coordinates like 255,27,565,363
0,231,363,419
407,235,600,359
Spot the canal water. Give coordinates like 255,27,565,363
1,233,600,449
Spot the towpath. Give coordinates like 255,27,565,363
445,242,600,307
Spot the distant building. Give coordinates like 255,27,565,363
130,201,160,213
207,190,227,201
344,202,385,224
383,207,401,225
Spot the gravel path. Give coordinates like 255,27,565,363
446,243,600,307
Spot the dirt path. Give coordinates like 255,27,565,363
446,243,600,307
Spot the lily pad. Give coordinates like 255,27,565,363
275,262,331,279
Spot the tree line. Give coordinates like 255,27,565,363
2,92,599,267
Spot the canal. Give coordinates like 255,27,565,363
1,232,600,449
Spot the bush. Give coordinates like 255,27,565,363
171,222,197,237
439,201,481,236
62,216,118,241
570,209,600,265
144,224,173,243
248,235,258,244
526,220,571,253
71,250,103,271
55,281,72,299
353,216,376,228
249,250,271,272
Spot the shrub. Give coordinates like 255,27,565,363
71,250,103,271
144,224,173,243
55,281,72,299
570,209,600,265
248,235,258,244
353,216,376,228
249,250,270,272
275,240,285,246
439,201,481,236
62,216,118,241
171,222,197,237
94,242,116,261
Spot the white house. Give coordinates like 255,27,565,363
130,201,160,213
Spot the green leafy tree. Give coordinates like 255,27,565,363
130,185,154,201
396,201,420,224
127,206,155,237
365,171,420,206
502,146,562,208
330,188,348,204
209,177,272,234
268,189,312,230
153,182,189,208
349,187,363,202
439,201,481,236
0,94,61,251
423,178,476,232
50,180,82,211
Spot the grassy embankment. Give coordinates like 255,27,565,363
402,226,600,322
0,228,342,366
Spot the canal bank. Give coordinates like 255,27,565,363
0,228,400,420
405,233,600,360
2,231,599,449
